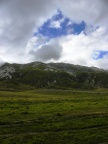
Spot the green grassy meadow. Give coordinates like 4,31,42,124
0,89,108,144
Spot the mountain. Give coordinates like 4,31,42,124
0,62,108,90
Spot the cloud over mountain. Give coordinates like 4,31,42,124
0,0,108,68
30,40,63,62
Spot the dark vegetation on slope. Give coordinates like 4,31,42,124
0,62,108,90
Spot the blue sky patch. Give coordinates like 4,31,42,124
93,50,108,60
34,10,86,39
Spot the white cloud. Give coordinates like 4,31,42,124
56,27,108,68
26,27,108,69
67,20,73,26
27,35,48,52
50,21,61,29
96,54,108,69
0,0,108,69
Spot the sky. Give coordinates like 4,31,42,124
0,0,108,69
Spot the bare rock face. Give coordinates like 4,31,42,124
0,61,108,89
0,66,15,79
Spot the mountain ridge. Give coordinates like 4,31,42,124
0,61,108,90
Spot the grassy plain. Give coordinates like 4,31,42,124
0,89,108,144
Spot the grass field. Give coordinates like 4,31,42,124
0,89,108,144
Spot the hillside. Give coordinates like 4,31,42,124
0,62,108,90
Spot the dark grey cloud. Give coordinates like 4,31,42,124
96,0,108,22
0,0,57,49
0,0,108,67
58,0,108,27
30,40,63,62
0,0,108,50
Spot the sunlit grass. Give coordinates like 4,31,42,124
0,89,108,144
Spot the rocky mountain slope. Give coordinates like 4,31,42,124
0,62,108,90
